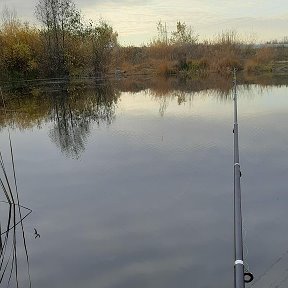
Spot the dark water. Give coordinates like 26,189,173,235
0,78,288,288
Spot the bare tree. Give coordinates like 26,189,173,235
170,21,198,45
1,6,19,28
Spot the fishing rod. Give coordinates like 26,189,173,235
232,68,253,288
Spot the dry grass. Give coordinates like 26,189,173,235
155,59,177,76
244,47,274,73
116,35,281,78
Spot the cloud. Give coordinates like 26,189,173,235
1,0,38,23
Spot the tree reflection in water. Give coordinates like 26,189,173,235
0,74,285,158
0,81,120,159
48,82,120,159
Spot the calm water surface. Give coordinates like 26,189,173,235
0,80,288,288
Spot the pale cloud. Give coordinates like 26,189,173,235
1,0,38,23
1,0,288,45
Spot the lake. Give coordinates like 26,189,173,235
0,76,288,288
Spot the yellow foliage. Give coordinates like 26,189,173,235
0,21,41,76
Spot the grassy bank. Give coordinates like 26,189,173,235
1,2,288,81
115,40,288,78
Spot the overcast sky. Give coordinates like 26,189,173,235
1,0,288,45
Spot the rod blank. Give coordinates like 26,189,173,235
233,69,245,288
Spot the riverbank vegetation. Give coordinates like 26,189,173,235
1,0,288,81
0,1,118,80
118,23,288,77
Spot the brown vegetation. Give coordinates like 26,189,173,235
1,3,288,81
0,2,118,80
117,30,287,78
244,47,275,72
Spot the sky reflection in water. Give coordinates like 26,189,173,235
0,82,288,288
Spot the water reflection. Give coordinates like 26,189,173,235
1,81,120,159
0,74,288,158
48,83,119,158
0,76,288,288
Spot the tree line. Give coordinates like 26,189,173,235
1,1,284,80
0,0,118,79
